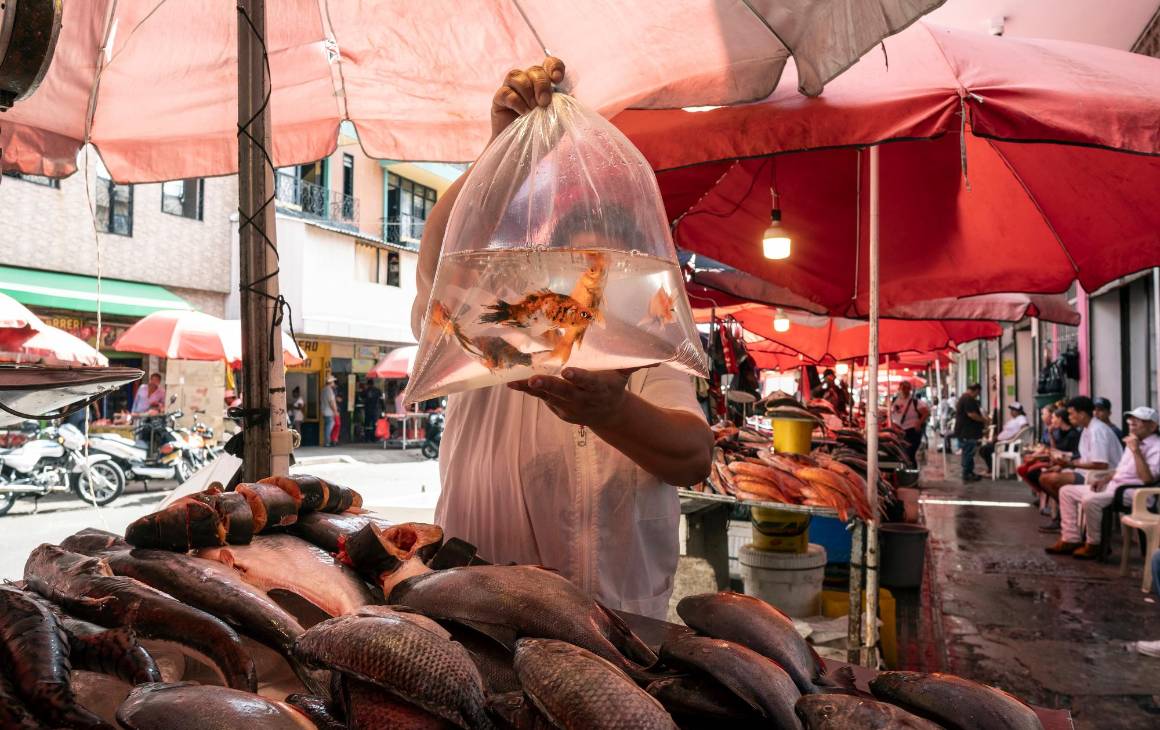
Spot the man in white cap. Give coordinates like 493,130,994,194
1049,406,1160,559
979,402,1030,466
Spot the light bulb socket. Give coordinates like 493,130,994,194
770,208,782,223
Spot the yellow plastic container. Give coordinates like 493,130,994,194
821,588,898,668
772,417,814,455
751,507,810,553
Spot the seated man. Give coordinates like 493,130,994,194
979,402,1030,465
1019,407,1079,498
1041,396,1124,541
1050,407,1160,559
1093,397,1124,440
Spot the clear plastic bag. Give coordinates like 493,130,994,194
406,93,708,404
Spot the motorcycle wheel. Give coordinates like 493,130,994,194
421,442,439,460
0,491,15,516
74,461,126,506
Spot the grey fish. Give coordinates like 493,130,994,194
513,638,677,730
443,620,522,695
869,672,1043,730
485,691,555,730
341,677,455,729
116,682,315,729
59,616,161,686
294,611,494,729
660,635,801,730
284,694,346,730
677,591,825,693
796,694,944,729
197,533,377,617
61,527,130,554
23,543,257,692
391,566,657,678
291,510,391,553
647,676,762,725
0,585,109,728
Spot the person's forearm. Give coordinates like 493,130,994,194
1132,449,1155,483
410,174,468,339
969,412,986,423
589,392,712,487
1072,460,1109,470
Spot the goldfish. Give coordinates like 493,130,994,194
638,285,676,327
479,289,596,330
571,251,609,327
432,301,534,372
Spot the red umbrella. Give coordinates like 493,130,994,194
17,326,109,367
733,307,999,364
0,292,44,352
618,22,1160,315
114,310,303,366
368,346,418,379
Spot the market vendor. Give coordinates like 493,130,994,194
410,58,713,619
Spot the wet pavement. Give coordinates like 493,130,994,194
903,455,1160,729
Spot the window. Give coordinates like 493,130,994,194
386,173,436,244
2,170,60,188
380,250,400,287
340,154,355,222
357,245,401,287
161,178,204,220
94,158,132,236
275,159,330,219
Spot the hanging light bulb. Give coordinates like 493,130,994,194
762,189,792,260
836,362,850,376
773,308,791,332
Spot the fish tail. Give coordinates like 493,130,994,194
479,300,515,325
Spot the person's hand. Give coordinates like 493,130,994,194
1125,433,1140,453
508,367,632,428
1090,476,1111,493
491,57,565,141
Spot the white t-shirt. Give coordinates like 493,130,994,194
996,414,1029,442
1107,433,1160,490
890,395,926,431
1077,418,1123,482
436,365,703,620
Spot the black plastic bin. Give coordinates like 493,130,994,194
878,523,929,588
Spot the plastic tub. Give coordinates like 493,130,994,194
751,507,811,553
740,543,827,617
771,417,814,455
809,516,852,563
878,523,929,589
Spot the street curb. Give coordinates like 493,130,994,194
293,455,359,467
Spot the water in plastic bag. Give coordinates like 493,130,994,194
405,94,708,404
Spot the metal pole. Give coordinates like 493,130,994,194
861,145,882,668
1154,269,1160,408
238,0,290,480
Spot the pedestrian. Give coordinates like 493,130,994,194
1040,396,1123,535
939,390,958,454
321,375,339,447
131,373,166,415
1048,406,1159,558
409,57,713,618
1093,397,1123,440
979,402,1030,465
816,368,849,416
890,380,929,465
363,379,383,441
290,386,305,434
953,383,986,481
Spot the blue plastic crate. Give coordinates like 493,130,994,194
809,516,853,564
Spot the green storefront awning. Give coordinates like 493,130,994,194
0,265,192,318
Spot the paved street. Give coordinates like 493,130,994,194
0,445,440,582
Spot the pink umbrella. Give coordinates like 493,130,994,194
619,22,1160,315
114,310,302,365
0,292,44,352
18,326,109,367
1,0,942,180
368,346,418,379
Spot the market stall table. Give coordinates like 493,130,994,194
381,411,428,450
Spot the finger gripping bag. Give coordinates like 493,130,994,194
405,93,709,404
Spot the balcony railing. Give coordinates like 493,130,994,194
275,175,359,226
382,215,425,246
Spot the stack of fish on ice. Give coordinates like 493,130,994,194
4,474,1044,729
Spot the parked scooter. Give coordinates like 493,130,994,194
0,423,126,516
88,406,194,487
421,410,444,460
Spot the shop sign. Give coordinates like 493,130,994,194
352,358,376,373
45,316,129,349
289,339,329,372
1002,358,1016,378
356,345,380,360
330,342,355,358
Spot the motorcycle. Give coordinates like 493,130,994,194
421,410,444,460
0,424,126,516
88,409,195,487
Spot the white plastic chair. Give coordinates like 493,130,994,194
991,426,1031,480
1120,487,1160,593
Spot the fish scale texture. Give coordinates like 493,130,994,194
514,639,676,730
295,614,491,730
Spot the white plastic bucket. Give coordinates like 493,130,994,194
739,543,827,617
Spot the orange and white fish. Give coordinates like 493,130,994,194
478,289,596,331
638,286,676,327
432,301,533,372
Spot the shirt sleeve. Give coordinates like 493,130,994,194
1096,426,1124,466
635,365,705,421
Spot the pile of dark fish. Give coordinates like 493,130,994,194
2,475,1044,729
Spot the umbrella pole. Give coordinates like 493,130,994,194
861,145,882,668
237,0,290,480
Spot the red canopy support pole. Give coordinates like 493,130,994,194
860,145,882,668
237,0,290,480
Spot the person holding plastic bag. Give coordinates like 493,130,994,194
410,58,712,619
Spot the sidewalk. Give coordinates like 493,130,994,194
906,452,1159,729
